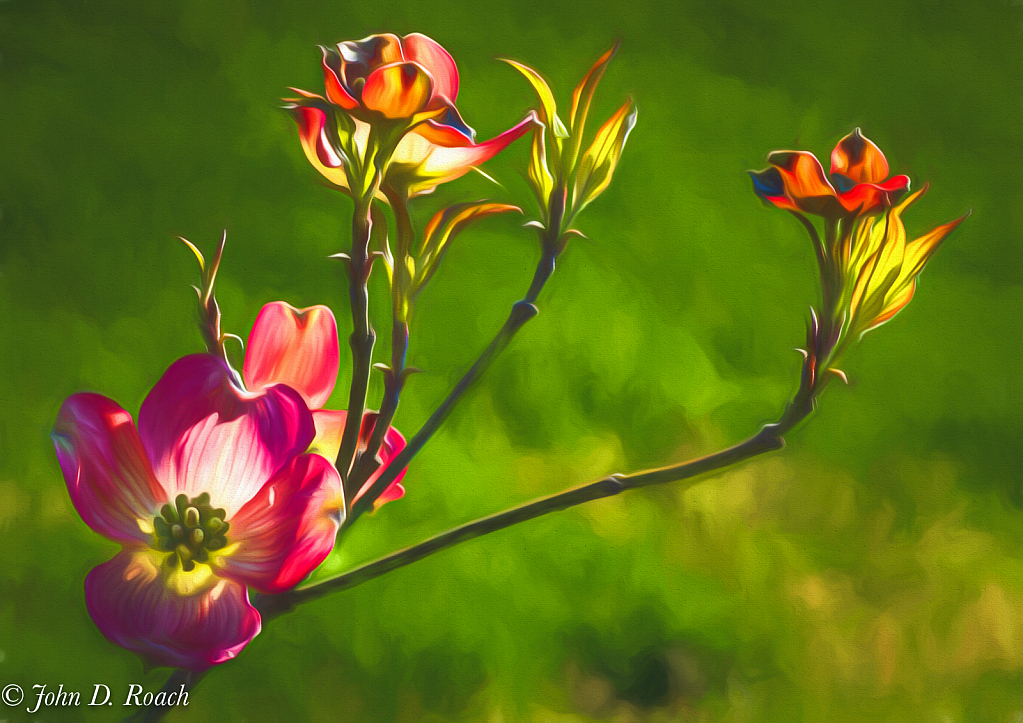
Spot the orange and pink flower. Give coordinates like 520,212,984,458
286,33,535,196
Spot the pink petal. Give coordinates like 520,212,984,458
402,33,459,101
85,549,260,670
52,393,167,544
243,302,340,409
139,355,315,517
218,454,343,593
351,415,408,509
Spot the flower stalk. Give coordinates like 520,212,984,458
335,195,378,491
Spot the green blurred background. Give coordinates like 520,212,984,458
1,0,1021,721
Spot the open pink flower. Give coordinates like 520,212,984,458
52,355,343,669
286,33,535,197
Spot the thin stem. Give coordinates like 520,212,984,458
255,387,812,622
347,298,540,525
347,190,415,495
336,198,377,492
348,183,569,522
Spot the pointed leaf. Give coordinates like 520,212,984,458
501,59,568,139
568,43,618,138
414,202,521,295
572,100,637,212
528,125,555,211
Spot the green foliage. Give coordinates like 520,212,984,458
1,0,1021,720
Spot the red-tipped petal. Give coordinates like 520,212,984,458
243,302,340,410
831,128,889,184
393,114,535,195
84,549,260,670
218,453,343,593
837,174,910,214
351,418,408,508
362,62,434,119
402,33,459,101
286,101,351,189
139,355,315,517
52,394,167,544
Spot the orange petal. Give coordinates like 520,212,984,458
320,47,359,110
831,128,889,185
768,150,839,215
836,175,910,214
362,62,434,119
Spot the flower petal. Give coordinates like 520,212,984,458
319,46,359,110
837,174,910,214
830,128,889,185
216,453,343,593
85,549,260,670
309,409,345,462
767,150,840,216
243,302,340,410
749,166,799,212
53,393,167,544
390,113,536,196
402,33,459,101
351,414,408,509
336,34,404,89
362,62,434,119
413,103,476,145
139,355,315,517
285,99,351,190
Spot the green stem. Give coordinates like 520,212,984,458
348,184,568,522
254,379,816,622
347,188,414,506
336,198,377,494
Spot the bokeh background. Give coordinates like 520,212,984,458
2,0,1021,721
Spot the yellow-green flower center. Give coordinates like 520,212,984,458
152,493,229,572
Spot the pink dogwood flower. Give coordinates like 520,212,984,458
53,353,343,669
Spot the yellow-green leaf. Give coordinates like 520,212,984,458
572,100,637,213
501,59,569,139
568,43,618,139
